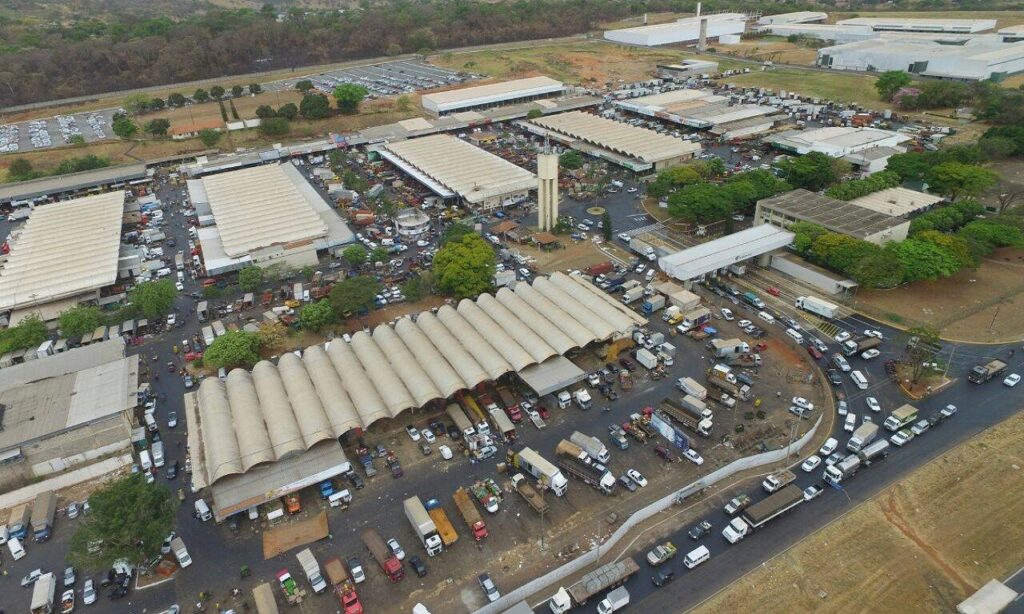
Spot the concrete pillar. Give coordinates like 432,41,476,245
537,151,559,232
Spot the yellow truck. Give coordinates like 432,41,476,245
424,498,458,547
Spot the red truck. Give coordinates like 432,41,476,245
585,261,614,276
361,528,403,582
324,557,363,614
453,487,488,541
497,386,523,423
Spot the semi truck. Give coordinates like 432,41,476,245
641,294,666,314
847,422,880,453
629,237,656,261
511,473,549,514
324,556,363,614
722,485,804,543
761,469,796,493
556,440,616,495
857,439,890,465
296,548,328,594
31,490,57,542
453,487,488,540
573,389,592,410
424,498,459,548
548,558,640,613
824,454,861,486
509,447,568,496
9,502,32,539
968,359,1008,384
446,403,475,439
569,431,611,464
30,572,56,614
403,497,443,556
675,377,707,400
883,404,919,432
659,397,712,437
360,528,404,581
842,336,882,356
795,296,839,319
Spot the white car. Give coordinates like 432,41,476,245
683,449,704,465
791,397,813,410
635,264,646,274
864,329,884,339
889,429,914,447
82,579,97,605
405,425,421,442
1004,373,1021,387
737,319,752,328
416,239,430,248
801,455,821,472
626,469,648,487
720,308,734,321
386,538,405,561
166,314,176,327
175,281,184,291
844,413,857,432
866,397,882,413
439,445,453,460
819,437,838,456
834,331,851,343
803,485,823,501
422,429,436,444
618,233,630,241
837,400,848,416
167,412,177,428
861,349,881,360
757,311,775,324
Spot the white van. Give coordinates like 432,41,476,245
328,489,352,508
683,545,710,569
144,411,158,432
139,449,153,472
7,536,25,560
850,370,869,390
757,311,775,324
785,328,804,345
194,499,212,522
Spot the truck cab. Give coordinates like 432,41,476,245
722,517,749,543
572,389,592,410
556,390,572,409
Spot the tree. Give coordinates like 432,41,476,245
825,170,901,201
129,279,177,319
888,238,960,282
256,322,288,353
123,92,150,115
979,136,1018,159
559,150,583,170
248,83,262,95
299,93,332,119
301,266,316,281
994,180,1023,213
217,100,228,122
295,79,315,93
210,85,225,99
332,83,369,114
904,325,942,384
231,84,244,97
68,475,175,571
916,230,976,268
329,275,381,317
526,109,543,120
0,315,47,355
342,245,368,267
203,330,261,369
259,117,290,137
167,92,186,107
193,88,209,103
667,183,733,222
780,152,844,191
111,115,138,138
926,162,999,201
958,220,1024,251
401,273,431,302
229,100,240,121
875,71,913,101
144,118,171,136
299,299,334,331
59,305,105,338
255,104,277,119
788,221,828,255
433,233,496,299
8,157,36,180
341,170,368,195
440,222,474,246
848,250,904,288
198,128,221,147
237,266,264,291
810,233,878,272
369,246,390,263
149,97,165,111
277,102,298,120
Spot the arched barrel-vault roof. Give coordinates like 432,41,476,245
476,293,558,363
373,324,443,407
457,299,536,372
493,288,577,355
416,311,489,388
513,282,595,347
197,378,243,484
252,361,306,460
326,341,390,425
436,305,512,380
549,272,635,333
533,277,615,341
302,345,363,435
277,353,335,447
565,272,649,327
350,331,416,418
394,317,466,397
223,369,275,471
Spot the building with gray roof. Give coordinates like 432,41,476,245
755,189,910,244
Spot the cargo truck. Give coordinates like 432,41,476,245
361,528,404,581
635,348,659,370
597,587,630,614
573,389,592,410
722,485,804,544
453,487,488,540
847,422,880,453
30,572,56,614
883,404,919,432
487,403,518,442
842,336,882,356
324,557,363,614
678,307,711,332
710,338,750,358
196,300,208,322
824,454,861,486
212,320,226,337
403,497,443,556
629,237,656,261
569,431,610,464
675,377,707,400
496,386,523,423
856,439,890,465
659,397,712,437
761,469,795,493
424,498,459,548
741,292,765,309
556,441,615,495
795,296,839,319
461,396,490,435
296,548,328,594
548,559,640,613
622,287,644,304
175,252,185,271
9,502,31,539
509,447,568,496
586,261,614,276
641,294,666,314
31,490,56,542
202,325,215,346
968,359,1008,384
446,403,475,439
511,473,549,514
152,440,165,468
662,305,682,324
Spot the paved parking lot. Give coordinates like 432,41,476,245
267,59,474,99
0,108,119,153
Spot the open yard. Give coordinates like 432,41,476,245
717,67,885,109
694,407,1024,614
716,38,821,66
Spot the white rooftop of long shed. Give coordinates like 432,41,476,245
530,111,700,163
0,191,124,311
849,187,943,217
422,77,564,113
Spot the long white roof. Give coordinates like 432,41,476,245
422,77,564,113
0,192,124,311
194,272,642,485
530,111,700,163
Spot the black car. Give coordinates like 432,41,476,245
735,372,754,386
652,570,675,587
409,555,428,577
345,470,365,490
688,520,712,540
826,369,843,386
447,424,462,440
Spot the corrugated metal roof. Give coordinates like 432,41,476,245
659,225,795,281
0,163,146,204
849,187,943,217
422,77,564,110
530,111,700,163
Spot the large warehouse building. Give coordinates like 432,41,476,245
188,163,354,275
834,17,997,33
755,189,910,245
0,192,127,323
658,225,795,282
421,77,565,116
523,111,700,172
768,126,911,157
818,37,1024,81
381,134,536,209
187,272,646,519
604,13,747,46
0,163,148,207
0,340,138,490
615,89,778,130
757,11,827,26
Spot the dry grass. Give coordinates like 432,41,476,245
598,11,684,30
718,39,820,66
718,68,885,109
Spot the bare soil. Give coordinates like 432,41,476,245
262,510,329,559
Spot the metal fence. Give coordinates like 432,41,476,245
476,415,823,614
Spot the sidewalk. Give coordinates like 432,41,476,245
0,454,133,511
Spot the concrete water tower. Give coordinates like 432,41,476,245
537,143,559,232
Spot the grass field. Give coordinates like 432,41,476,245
719,67,885,109
717,39,820,66
694,408,1024,614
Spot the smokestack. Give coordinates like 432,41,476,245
698,18,708,53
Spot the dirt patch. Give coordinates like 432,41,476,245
694,408,1024,614
262,511,329,559
717,39,819,66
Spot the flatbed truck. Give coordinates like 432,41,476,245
659,397,712,437
424,498,459,547
722,485,804,543
511,473,549,514
361,528,404,581
968,359,1008,384
453,487,488,540
549,559,640,613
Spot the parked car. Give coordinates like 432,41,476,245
618,474,638,492
890,429,914,447
819,437,838,456
478,573,500,602
866,397,881,413
800,456,821,472
409,555,427,578
654,446,677,462
687,520,712,540
386,538,405,561
803,485,823,501
405,425,421,442
652,570,675,587
626,469,647,487
827,369,842,386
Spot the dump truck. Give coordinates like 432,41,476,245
511,472,549,514
968,359,1008,384
403,497,443,556
548,559,640,613
556,441,615,495
824,454,862,486
675,377,707,400
31,490,57,542
645,542,677,566
509,447,568,496
324,557,363,614
424,498,459,548
847,422,880,453
659,397,712,437
275,569,307,604
883,404,919,432
31,572,56,614
761,469,796,494
722,485,804,544
361,528,404,581
453,487,488,540
795,296,839,319
569,431,610,464
296,548,328,594
842,336,882,356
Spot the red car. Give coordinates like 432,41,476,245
536,405,551,420
654,446,677,462
767,286,781,297
806,345,823,360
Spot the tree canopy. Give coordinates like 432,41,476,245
925,162,999,201
778,152,846,191
559,150,583,170
59,305,105,338
129,279,177,319
237,266,264,292
342,245,368,267
299,299,335,331
0,315,48,355
332,83,369,114
667,183,733,223
144,118,171,136
198,128,221,147
329,275,381,316
203,330,261,369
299,93,332,120
433,233,496,299
875,71,913,101
111,114,138,138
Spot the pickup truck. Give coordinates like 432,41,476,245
645,542,677,566
724,494,752,516
761,469,796,493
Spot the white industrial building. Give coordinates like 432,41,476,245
765,23,877,44
615,88,777,129
658,225,795,282
657,60,720,80
818,37,1024,81
768,126,911,157
604,13,747,47
381,134,536,209
757,11,827,26
523,111,700,172
842,146,906,175
1001,25,1024,43
421,77,565,116
848,187,943,217
835,17,997,34
188,163,354,276
187,272,646,519
756,189,911,245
